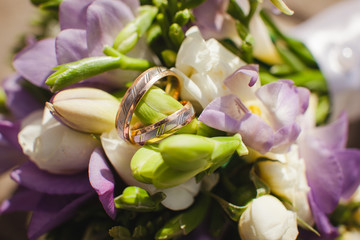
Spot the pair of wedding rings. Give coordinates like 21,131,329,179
116,66,195,145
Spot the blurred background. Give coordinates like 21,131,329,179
0,0,356,239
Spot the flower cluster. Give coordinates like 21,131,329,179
1,0,360,240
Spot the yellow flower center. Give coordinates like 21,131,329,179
248,105,262,116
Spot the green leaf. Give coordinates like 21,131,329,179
114,186,166,212
210,193,248,221
297,217,320,237
250,167,270,197
155,194,211,239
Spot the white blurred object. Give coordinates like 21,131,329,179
290,0,360,122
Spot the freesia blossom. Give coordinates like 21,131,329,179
199,68,309,154
173,26,245,110
193,0,283,64
257,146,314,225
100,128,201,211
18,108,100,174
239,194,298,240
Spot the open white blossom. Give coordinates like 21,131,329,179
239,195,298,240
173,26,245,110
18,108,100,174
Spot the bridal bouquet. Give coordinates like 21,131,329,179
1,0,360,239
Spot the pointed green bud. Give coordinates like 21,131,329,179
161,49,177,67
46,56,153,92
209,133,248,172
134,86,183,125
169,23,184,49
131,145,164,184
46,87,120,134
270,0,294,15
173,9,191,26
159,134,213,171
114,186,166,212
113,6,158,53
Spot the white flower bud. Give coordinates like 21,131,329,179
18,108,100,174
47,87,120,134
257,146,314,225
239,195,298,240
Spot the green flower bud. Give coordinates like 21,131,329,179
159,134,213,171
46,56,153,92
169,23,184,49
270,0,294,15
173,9,191,26
46,87,120,134
134,86,183,125
161,49,177,67
113,6,158,53
131,145,164,183
114,186,165,212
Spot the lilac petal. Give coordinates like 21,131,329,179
199,95,274,153
0,120,21,149
0,139,26,174
336,149,360,199
308,191,339,239
224,64,259,102
237,112,274,154
2,74,43,119
272,123,301,153
55,29,88,65
86,0,135,56
0,187,43,214
256,80,309,129
199,95,242,133
11,161,92,195
193,0,228,39
300,133,343,214
88,148,116,219
28,192,93,240
13,39,57,88
59,0,93,30
121,0,140,15
310,112,348,150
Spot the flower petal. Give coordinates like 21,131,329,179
336,149,360,199
300,132,343,214
86,0,135,56
88,148,116,219
0,187,42,214
59,0,93,30
27,192,93,240
2,74,43,119
55,29,88,65
11,161,92,195
307,191,339,238
13,39,57,88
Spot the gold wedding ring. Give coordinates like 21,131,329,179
116,66,195,145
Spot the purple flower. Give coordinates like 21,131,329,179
199,65,309,154
12,0,144,90
299,112,360,238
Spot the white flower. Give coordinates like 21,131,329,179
173,26,245,110
100,128,200,210
18,108,100,174
239,195,298,240
257,146,314,225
